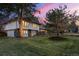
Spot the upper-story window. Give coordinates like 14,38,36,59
33,24,38,28
25,22,26,26
22,20,25,26
25,22,28,26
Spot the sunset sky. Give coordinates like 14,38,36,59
34,3,79,24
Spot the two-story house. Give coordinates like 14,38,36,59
3,18,41,37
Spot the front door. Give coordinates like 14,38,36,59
28,30,31,37
14,29,19,38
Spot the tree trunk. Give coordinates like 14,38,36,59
18,8,23,38
19,18,23,38
56,18,60,37
56,26,60,37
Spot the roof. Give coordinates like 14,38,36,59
0,17,42,25
0,17,10,25
22,17,41,25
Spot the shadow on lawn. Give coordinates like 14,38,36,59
49,36,68,41
69,35,79,37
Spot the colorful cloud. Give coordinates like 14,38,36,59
34,3,79,24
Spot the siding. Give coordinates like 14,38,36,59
23,30,28,37
31,30,37,36
7,30,14,37
4,21,19,30
3,20,40,37
22,20,40,31
4,20,40,31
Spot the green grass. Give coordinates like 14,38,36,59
0,36,79,56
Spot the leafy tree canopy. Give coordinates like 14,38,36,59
0,3,37,19
46,5,70,36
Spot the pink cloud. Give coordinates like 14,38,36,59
34,3,79,25
37,3,53,14
38,17,49,25
34,3,54,24
34,3,53,17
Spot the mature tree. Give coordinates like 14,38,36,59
68,11,79,33
69,21,78,32
46,5,69,36
0,3,37,38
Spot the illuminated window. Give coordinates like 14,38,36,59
22,20,25,26
23,30,28,36
25,22,29,27
33,24,37,28
25,22,27,26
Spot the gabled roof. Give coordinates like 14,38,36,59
0,17,10,25
0,17,42,25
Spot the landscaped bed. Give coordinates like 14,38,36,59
0,36,79,56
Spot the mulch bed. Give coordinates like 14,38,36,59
49,36,68,41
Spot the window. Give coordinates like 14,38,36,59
22,20,25,26
23,30,28,37
25,22,29,27
33,24,37,28
25,22,27,26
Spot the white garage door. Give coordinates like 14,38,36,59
31,31,37,36
7,30,14,37
23,30,28,37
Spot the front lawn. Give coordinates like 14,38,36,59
0,36,79,56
